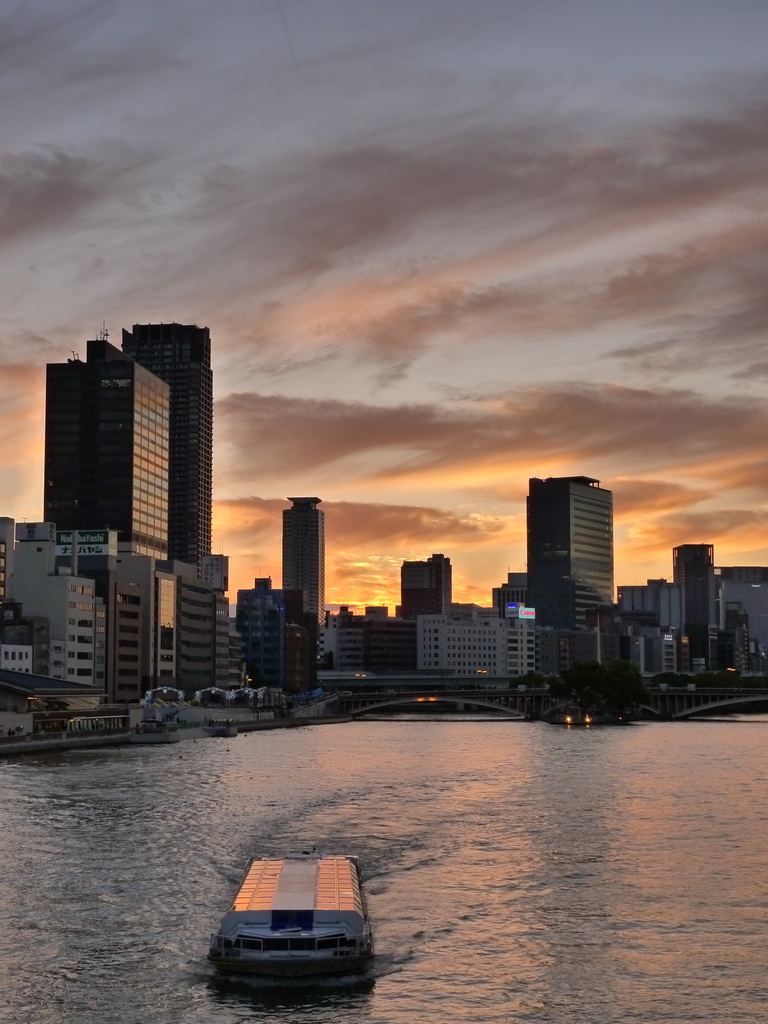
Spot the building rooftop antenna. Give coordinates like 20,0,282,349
97,320,109,342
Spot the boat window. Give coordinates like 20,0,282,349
263,938,290,951
289,938,315,951
240,938,262,951
271,910,313,931
317,937,339,950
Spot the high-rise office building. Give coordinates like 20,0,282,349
282,497,325,626
673,543,716,667
398,553,452,619
122,323,213,567
527,476,614,629
717,566,768,652
44,339,170,558
492,571,528,618
237,577,286,687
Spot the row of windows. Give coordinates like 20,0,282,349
68,584,94,596
2,649,30,661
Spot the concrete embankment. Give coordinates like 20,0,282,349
236,715,351,733
0,714,353,757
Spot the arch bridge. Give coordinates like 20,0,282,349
335,685,768,722
341,690,539,720
643,689,768,720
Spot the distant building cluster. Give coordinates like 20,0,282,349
319,476,767,681
0,328,764,712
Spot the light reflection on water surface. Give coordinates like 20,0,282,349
1,719,767,1023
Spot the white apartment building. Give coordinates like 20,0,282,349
9,523,103,687
0,644,33,672
417,608,537,677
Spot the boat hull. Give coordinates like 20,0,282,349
127,731,180,744
203,724,238,737
207,952,374,977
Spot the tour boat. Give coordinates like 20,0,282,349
207,852,374,977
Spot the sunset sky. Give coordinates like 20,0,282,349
3,0,768,609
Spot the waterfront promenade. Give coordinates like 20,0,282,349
0,698,349,757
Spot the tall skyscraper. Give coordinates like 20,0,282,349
717,565,768,651
44,339,170,557
398,553,452,619
527,476,614,629
282,497,325,625
122,323,213,567
673,543,716,667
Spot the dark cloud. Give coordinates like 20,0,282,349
0,144,156,244
327,500,505,547
169,88,768,380
0,2,105,68
216,384,768,486
695,459,768,500
732,362,768,381
613,479,712,519
215,495,505,550
627,508,768,558
0,1,197,99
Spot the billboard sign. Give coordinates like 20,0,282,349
506,603,536,620
55,530,118,557
201,554,229,592
16,522,56,543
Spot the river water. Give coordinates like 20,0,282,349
1,718,767,1024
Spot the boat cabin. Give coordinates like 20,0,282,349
209,854,373,975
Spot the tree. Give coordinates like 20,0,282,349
604,659,648,715
551,659,648,716
554,661,610,711
509,671,547,690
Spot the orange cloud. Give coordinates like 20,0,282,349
215,495,516,606
215,384,768,493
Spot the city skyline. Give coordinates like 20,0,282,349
3,2,768,606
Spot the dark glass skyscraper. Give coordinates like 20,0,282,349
122,323,213,567
673,543,716,667
527,476,614,629
44,339,170,557
282,497,325,626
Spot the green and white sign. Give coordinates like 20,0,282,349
56,530,118,557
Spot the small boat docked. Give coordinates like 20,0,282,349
128,721,180,744
208,853,374,977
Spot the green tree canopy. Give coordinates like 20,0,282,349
550,660,648,714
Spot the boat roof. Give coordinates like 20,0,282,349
231,856,363,916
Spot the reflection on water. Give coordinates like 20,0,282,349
1,720,768,1023
208,971,377,1019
